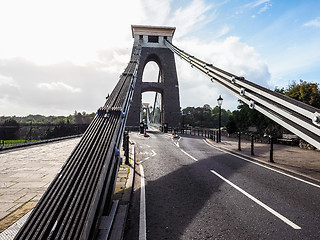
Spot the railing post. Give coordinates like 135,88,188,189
251,134,254,155
238,132,241,151
216,131,219,143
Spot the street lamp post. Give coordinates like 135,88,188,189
217,95,223,142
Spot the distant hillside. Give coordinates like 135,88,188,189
0,111,96,125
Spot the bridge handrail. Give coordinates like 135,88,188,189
14,41,142,239
165,40,320,149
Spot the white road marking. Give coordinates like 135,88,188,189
203,139,320,189
139,164,147,240
177,142,301,230
151,150,156,157
138,150,157,164
180,149,198,162
171,137,179,147
210,169,301,230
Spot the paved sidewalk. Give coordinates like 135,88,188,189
205,135,320,183
0,137,135,239
0,138,81,234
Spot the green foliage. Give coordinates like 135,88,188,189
0,111,95,125
182,104,231,128
0,111,95,140
0,139,36,147
225,101,277,136
0,118,20,140
226,79,320,136
285,80,320,108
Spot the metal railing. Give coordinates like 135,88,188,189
14,40,142,240
165,40,320,149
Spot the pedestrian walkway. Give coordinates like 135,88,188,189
206,136,320,183
0,137,135,240
0,138,81,234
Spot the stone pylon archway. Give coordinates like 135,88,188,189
127,25,181,128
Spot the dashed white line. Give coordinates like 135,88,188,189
210,169,301,230
139,164,147,240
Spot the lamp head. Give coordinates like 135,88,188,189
217,95,223,106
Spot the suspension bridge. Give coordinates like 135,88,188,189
13,25,320,239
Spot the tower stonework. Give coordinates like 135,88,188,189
127,25,181,128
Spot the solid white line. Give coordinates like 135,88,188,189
210,169,301,230
139,164,147,240
203,139,320,189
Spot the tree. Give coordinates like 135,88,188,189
285,80,320,108
181,105,231,128
226,101,279,137
0,118,20,140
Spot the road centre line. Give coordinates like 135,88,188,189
203,139,320,189
210,169,301,230
139,164,147,240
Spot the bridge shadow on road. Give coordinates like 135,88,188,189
124,132,306,240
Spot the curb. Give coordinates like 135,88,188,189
109,143,135,240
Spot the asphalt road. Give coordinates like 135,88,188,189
124,128,320,240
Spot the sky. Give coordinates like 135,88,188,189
0,0,320,116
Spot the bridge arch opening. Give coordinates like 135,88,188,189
142,60,162,83
141,91,163,125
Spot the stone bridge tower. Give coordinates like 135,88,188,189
126,25,181,128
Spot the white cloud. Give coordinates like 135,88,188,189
0,0,141,65
304,17,320,28
168,0,214,38
245,0,271,9
0,0,271,115
214,25,230,38
175,36,270,110
258,2,272,14
37,82,82,93
0,74,19,87
238,0,272,16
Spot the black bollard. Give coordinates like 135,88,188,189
251,135,254,155
125,134,130,164
140,122,144,134
238,132,241,151
269,136,274,163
